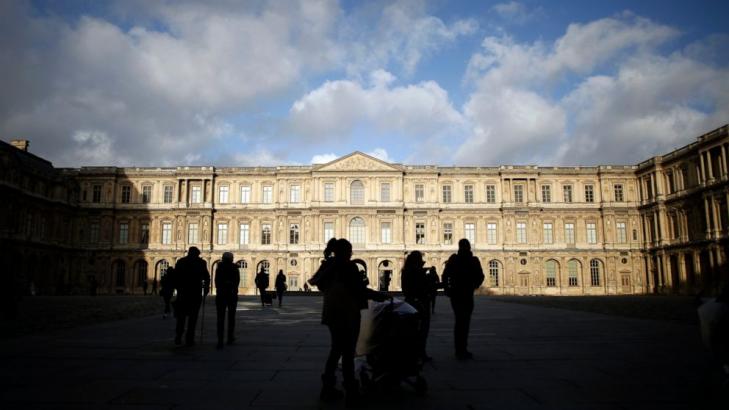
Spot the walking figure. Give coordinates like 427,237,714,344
401,251,433,362
427,266,441,314
151,278,158,295
173,247,210,346
255,266,270,307
215,252,240,349
142,279,148,295
275,269,287,307
442,239,484,360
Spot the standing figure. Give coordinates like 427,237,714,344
442,239,484,360
215,252,240,349
427,266,441,314
275,269,287,307
255,267,270,307
142,279,148,295
173,247,210,346
160,267,175,319
401,251,433,362
151,278,158,295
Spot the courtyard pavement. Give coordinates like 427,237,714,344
0,296,725,409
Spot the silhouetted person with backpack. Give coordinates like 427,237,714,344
275,269,287,307
173,247,210,346
442,239,484,360
215,252,240,349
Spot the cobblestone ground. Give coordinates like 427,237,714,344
0,296,726,409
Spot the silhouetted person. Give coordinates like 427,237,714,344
442,239,484,360
151,278,158,295
427,266,441,314
275,269,287,307
160,267,175,319
255,267,270,307
401,251,433,362
312,238,389,406
142,279,148,295
215,252,240,349
173,247,210,346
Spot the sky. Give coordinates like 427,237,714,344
1,0,728,167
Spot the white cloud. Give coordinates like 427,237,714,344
492,2,542,25
367,148,394,163
311,153,339,164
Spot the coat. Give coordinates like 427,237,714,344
315,258,387,325
215,261,240,300
174,255,211,303
442,252,484,299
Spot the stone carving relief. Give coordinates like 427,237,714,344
318,154,396,171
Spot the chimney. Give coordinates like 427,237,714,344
10,139,29,152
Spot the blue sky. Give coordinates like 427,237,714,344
1,0,728,167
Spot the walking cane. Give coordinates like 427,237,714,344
200,287,207,344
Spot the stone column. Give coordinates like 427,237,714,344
700,152,706,183
721,144,727,177
707,151,714,181
704,196,712,237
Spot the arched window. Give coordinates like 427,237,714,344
590,259,602,286
567,259,580,286
349,217,366,244
257,260,270,274
545,260,557,287
135,260,148,286
114,261,126,287
350,180,364,205
488,260,501,287
157,259,169,279
236,260,248,287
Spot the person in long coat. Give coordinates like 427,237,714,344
275,270,287,307
173,247,210,346
254,267,270,307
401,250,433,362
214,252,240,348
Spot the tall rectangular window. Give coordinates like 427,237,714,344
262,186,272,204
485,185,496,203
614,184,624,202
217,223,228,245
142,186,152,203
516,222,527,243
240,186,251,203
324,183,334,202
616,221,627,243
487,223,497,244
381,183,390,202
545,261,557,287
415,184,424,202
415,222,426,244
261,223,271,244
90,223,100,243
543,222,553,244
443,222,453,244
381,222,392,244
289,223,300,244
565,222,575,244
162,222,172,244
464,223,475,243
563,185,573,203
119,223,129,244
164,185,173,203
324,222,334,242
140,223,149,243
442,185,452,203
585,184,594,203
92,185,102,203
239,223,250,245
121,186,131,203
464,185,474,203
191,186,201,204
514,185,524,203
219,186,229,204
541,185,551,203
290,185,301,203
188,223,199,243
568,260,578,286
586,222,597,244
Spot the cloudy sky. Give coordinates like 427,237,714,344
1,0,728,167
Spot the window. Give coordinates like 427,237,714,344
261,223,272,244
381,183,390,202
633,229,638,241
487,223,497,244
585,184,594,203
543,222,553,244
115,261,126,287
237,260,248,287
324,183,334,202
140,223,149,243
191,186,202,204
188,223,199,243
162,222,172,244
442,185,452,203
121,186,131,203
563,185,573,203
485,185,496,203
142,186,152,203
541,185,551,203
164,185,173,203
489,260,500,287
465,222,475,243
240,186,251,203
289,223,300,244
349,217,365,244
218,186,229,204
381,222,392,244
324,222,334,242
516,222,527,243
262,186,273,204
616,222,627,243
90,223,100,243
415,184,424,202
443,223,453,244
590,259,601,286
586,222,597,244
565,222,575,244
119,223,129,244
239,223,250,245
545,260,557,287
568,260,579,286
666,173,675,194
92,185,102,203
350,181,364,205
290,185,301,203
415,222,426,244
464,185,474,203
514,185,524,203
614,184,624,202
217,223,228,245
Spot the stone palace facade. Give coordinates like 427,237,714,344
2,125,728,296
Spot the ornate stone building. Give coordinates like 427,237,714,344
2,124,728,295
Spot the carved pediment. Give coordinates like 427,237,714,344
315,152,400,172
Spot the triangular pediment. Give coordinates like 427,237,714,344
314,152,401,172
